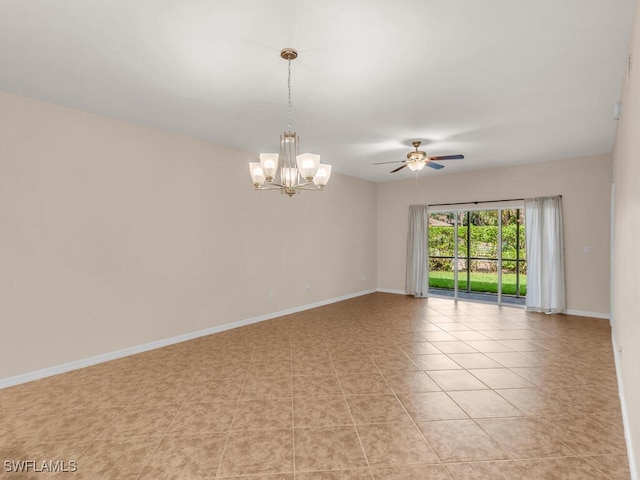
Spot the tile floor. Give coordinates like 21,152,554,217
0,293,631,479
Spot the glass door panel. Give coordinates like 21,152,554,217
500,209,527,302
518,220,527,297
467,210,498,302
428,212,457,295
455,212,469,292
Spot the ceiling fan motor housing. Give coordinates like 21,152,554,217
408,150,427,162
407,140,427,162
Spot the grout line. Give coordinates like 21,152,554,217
213,348,251,479
161,401,187,436
580,454,624,479
327,344,376,480
290,334,296,477
133,434,169,480
364,346,447,467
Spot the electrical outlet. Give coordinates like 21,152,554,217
269,290,275,300
305,285,311,292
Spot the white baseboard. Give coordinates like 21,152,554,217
376,290,612,320
376,288,406,295
565,309,611,320
612,335,638,480
0,288,377,390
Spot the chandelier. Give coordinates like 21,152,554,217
249,48,331,197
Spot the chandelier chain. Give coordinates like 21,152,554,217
287,59,292,132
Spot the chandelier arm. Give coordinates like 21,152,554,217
258,186,323,192
273,180,314,189
258,180,314,189
254,182,324,193
254,185,286,191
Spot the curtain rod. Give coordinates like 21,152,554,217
428,195,562,208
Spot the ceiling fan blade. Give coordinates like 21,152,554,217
373,160,406,166
429,154,464,161
427,162,445,170
391,164,408,173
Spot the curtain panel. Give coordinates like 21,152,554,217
524,196,566,313
406,205,429,297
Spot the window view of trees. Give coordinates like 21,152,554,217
428,209,526,299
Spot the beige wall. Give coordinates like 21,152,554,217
612,0,640,473
0,91,378,380
377,155,612,316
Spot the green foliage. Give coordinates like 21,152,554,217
429,271,527,296
467,210,498,226
428,224,526,273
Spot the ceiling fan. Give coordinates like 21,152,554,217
374,141,464,173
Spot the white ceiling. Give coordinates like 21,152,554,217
0,0,635,182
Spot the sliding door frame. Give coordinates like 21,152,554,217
428,202,524,306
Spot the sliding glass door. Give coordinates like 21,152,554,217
500,209,527,302
428,207,526,305
428,212,459,294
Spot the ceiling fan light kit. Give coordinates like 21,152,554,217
406,141,427,171
248,48,332,197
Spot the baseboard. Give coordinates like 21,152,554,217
377,291,611,320
378,289,527,310
376,288,407,295
565,309,611,320
0,288,377,390
612,335,639,480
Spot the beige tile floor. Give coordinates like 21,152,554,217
0,293,631,479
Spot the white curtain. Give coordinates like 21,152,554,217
406,205,429,297
524,196,566,313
